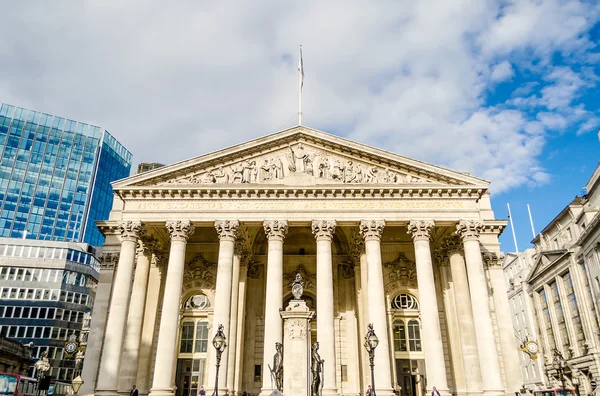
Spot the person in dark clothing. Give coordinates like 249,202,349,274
432,386,441,396
130,386,138,396
199,385,206,396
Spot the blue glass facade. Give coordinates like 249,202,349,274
0,104,132,246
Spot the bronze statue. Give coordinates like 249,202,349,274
268,342,283,391
311,342,324,396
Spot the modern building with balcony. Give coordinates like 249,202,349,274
0,237,99,380
0,103,132,246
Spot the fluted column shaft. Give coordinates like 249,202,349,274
226,239,244,393
312,220,338,395
444,237,482,396
207,220,240,395
407,220,448,395
234,259,249,394
456,220,503,396
359,220,394,396
260,220,288,396
96,221,144,396
149,221,195,396
118,239,155,394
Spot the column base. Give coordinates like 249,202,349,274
95,390,119,396
482,389,505,396
148,387,175,396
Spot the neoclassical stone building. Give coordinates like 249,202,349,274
81,126,522,396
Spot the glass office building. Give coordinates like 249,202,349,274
0,238,99,380
0,104,132,246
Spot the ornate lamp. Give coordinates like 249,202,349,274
212,324,227,396
552,349,567,395
71,376,84,395
364,324,379,396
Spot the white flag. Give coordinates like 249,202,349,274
298,46,304,90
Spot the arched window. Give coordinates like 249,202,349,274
180,321,194,353
184,293,210,309
391,294,419,310
407,320,422,351
194,321,209,353
393,320,407,352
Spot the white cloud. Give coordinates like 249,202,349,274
0,0,598,194
490,61,515,82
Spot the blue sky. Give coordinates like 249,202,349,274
0,1,598,254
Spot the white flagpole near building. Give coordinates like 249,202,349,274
507,203,519,253
527,204,536,239
298,45,304,125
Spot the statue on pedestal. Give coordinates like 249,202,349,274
311,342,324,396
268,342,283,391
292,273,304,300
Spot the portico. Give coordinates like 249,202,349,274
81,126,521,396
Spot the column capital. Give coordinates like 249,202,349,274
215,220,240,242
456,220,483,242
311,220,336,242
166,220,195,242
263,220,289,242
482,251,504,269
137,236,159,256
359,220,386,241
98,252,120,269
119,220,144,242
234,237,245,255
407,220,435,241
442,235,463,255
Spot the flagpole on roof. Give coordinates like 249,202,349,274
507,203,519,253
298,45,304,126
527,204,536,239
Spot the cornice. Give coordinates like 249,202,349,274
114,185,487,201
575,210,600,246
480,220,508,236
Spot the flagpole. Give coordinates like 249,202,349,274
527,204,536,239
298,45,303,126
507,203,519,253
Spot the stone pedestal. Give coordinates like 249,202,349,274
280,299,314,396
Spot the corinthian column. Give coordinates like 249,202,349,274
260,220,288,396
456,221,503,396
118,238,157,395
96,221,144,396
359,220,394,396
149,220,195,396
407,220,448,396
443,236,482,396
312,220,338,395
207,220,240,395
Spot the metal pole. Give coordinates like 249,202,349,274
370,358,376,396
507,203,519,252
527,204,536,239
214,352,221,396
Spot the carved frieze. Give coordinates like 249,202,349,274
384,253,418,293
163,142,437,186
98,252,120,269
284,264,316,292
482,251,504,268
182,254,217,291
286,318,307,340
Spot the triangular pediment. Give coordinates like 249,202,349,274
114,126,489,189
527,249,569,282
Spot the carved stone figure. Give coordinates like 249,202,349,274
208,167,228,183
230,163,244,183
268,342,283,391
365,166,379,183
291,273,304,300
311,342,324,396
344,161,357,183
272,157,284,179
260,159,272,181
242,160,258,183
332,160,344,181
318,157,330,179
291,144,312,174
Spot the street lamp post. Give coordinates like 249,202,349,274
552,349,567,395
212,324,227,396
364,323,379,396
